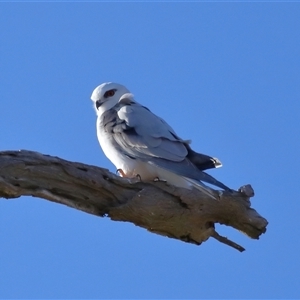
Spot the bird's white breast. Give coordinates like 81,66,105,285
96,116,156,179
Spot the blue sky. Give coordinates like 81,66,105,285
0,2,299,299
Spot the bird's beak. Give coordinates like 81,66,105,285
96,100,103,110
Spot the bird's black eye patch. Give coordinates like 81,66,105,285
104,89,116,98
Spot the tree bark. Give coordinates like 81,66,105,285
0,150,268,252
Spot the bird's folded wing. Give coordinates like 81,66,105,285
112,103,189,162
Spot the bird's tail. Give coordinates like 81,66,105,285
184,170,232,200
183,177,218,200
198,171,232,191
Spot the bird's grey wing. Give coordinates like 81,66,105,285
118,103,221,171
101,102,230,191
113,102,189,161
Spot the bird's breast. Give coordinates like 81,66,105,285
97,117,149,178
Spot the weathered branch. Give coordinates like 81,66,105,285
0,150,268,251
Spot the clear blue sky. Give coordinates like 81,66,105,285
0,2,299,299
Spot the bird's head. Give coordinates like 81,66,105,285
91,82,130,115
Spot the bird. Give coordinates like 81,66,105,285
90,82,232,199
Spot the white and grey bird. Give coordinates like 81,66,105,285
91,82,231,199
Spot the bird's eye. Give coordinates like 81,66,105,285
104,89,116,98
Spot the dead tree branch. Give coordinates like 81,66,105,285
0,150,268,252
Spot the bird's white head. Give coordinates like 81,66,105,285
91,82,130,116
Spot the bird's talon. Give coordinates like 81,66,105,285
154,177,167,183
116,168,126,177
